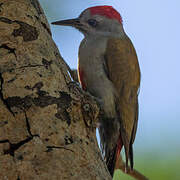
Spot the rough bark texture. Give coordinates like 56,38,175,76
0,0,111,179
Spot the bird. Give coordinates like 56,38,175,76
52,5,141,177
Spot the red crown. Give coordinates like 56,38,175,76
88,6,122,24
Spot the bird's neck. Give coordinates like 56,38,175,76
84,27,126,39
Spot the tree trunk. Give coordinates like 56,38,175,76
0,0,111,179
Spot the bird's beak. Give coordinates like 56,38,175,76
51,18,82,28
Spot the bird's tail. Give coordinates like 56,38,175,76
123,142,134,172
107,136,134,175
129,142,134,170
106,137,123,177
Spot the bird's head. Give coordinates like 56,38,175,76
52,6,124,37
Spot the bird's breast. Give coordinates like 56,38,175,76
78,37,107,92
78,37,117,117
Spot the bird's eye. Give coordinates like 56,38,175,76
88,19,98,27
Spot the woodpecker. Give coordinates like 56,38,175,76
52,6,140,176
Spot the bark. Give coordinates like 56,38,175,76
0,0,111,179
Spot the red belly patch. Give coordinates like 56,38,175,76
78,67,86,90
116,136,123,162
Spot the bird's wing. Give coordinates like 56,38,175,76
104,36,140,167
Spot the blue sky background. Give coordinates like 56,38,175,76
39,0,180,161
